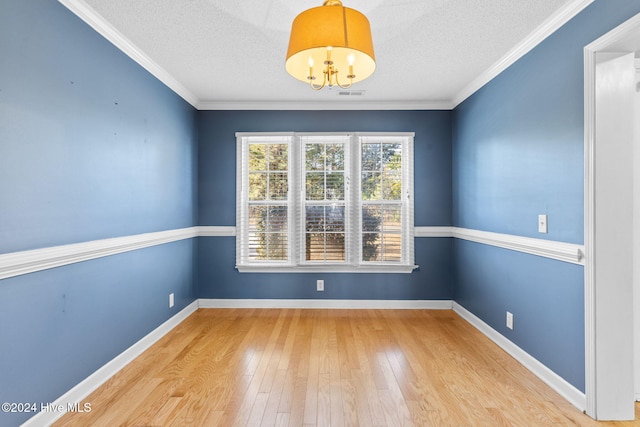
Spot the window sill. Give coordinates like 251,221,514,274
235,264,419,274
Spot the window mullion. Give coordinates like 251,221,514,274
290,134,300,266
349,134,360,266
236,136,245,265
299,136,309,265
403,135,415,266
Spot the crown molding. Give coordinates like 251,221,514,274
452,0,594,108
59,0,593,112
57,0,200,108
196,100,454,111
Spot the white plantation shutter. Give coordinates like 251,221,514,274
299,134,351,265
236,133,294,267
236,132,415,272
358,134,414,266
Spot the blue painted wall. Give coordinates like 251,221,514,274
198,237,452,300
0,2,197,254
0,1,197,424
0,241,196,424
197,110,454,300
4,0,639,422
452,0,640,392
454,240,585,389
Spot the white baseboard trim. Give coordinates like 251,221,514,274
21,300,199,427
452,301,586,412
198,298,453,310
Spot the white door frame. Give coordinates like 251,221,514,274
584,12,640,420
635,60,640,404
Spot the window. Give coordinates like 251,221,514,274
236,132,415,273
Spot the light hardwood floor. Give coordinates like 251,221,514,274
55,308,639,426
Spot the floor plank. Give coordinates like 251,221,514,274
54,308,640,426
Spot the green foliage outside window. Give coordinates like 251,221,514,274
361,142,403,261
247,139,403,262
248,143,289,260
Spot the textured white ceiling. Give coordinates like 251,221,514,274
64,0,588,109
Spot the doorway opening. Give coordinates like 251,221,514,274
584,12,640,420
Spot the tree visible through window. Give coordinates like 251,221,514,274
246,138,289,261
361,138,403,262
236,132,415,273
303,136,346,262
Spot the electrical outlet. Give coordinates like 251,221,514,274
538,214,548,233
169,293,174,308
506,311,514,330
317,279,324,292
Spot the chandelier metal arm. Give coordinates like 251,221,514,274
309,75,326,90
333,70,353,89
307,56,354,90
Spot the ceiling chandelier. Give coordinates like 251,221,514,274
285,0,375,90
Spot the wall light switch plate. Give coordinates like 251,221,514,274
317,280,324,292
538,214,548,233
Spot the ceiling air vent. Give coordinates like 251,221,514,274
337,90,365,96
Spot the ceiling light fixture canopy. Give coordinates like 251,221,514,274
286,0,375,90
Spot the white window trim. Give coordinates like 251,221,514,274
236,132,417,273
